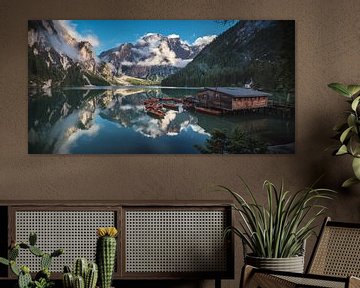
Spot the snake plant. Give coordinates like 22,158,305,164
328,83,360,187
221,178,335,258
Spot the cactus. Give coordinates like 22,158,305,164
29,232,37,246
63,272,74,288
29,245,44,257
41,253,52,270
19,243,30,249
64,265,72,273
0,257,9,266
51,248,64,257
63,260,98,288
9,246,19,260
85,263,98,288
96,227,118,288
74,275,85,288
10,260,20,276
0,232,64,288
74,258,87,279
18,267,32,288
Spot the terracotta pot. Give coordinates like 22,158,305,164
245,254,304,273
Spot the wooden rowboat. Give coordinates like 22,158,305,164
146,106,166,119
163,103,178,111
147,109,165,119
144,98,160,105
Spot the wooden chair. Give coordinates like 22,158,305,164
241,217,360,288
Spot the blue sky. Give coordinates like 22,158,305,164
67,20,233,54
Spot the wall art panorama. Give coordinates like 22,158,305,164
28,20,295,154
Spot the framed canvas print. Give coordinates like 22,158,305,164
28,20,295,154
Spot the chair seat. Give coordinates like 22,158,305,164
241,218,360,288
277,275,346,288
244,266,360,288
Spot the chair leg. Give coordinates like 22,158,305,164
349,276,360,288
240,265,255,288
215,278,221,288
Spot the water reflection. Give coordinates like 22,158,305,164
28,87,294,154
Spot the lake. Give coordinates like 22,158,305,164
28,86,295,154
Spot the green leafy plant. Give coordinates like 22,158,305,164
33,278,54,288
0,232,63,288
328,83,360,187
220,179,335,258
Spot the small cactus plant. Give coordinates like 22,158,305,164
0,232,63,288
96,227,118,288
74,258,88,280
62,259,98,288
73,275,85,288
85,262,98,288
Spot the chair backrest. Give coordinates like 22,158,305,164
307,217,360,277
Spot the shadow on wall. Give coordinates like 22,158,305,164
306,109,360,219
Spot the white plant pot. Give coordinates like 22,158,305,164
245,254,305,273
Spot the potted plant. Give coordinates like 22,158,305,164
0,232,64,288
220,179,334,273
328,83,360,187
62,258,98,288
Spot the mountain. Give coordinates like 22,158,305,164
28,20,110,88
99,33,214,81
161,20,295,104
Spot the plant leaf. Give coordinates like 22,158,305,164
342,177,360,188
347,85,360,97
352,157,360,179
0,257,9,266
351,96,360,111
349,135,360,157
347,114,356,128
336,145,348,155
328,83,351,97
340,126,352,143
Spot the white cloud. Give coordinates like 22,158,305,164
57,123,100,154
180,39,190,46
144,33,158,37
167,34,180,39
47,35,80,61
57,20,100,47
193,35,217,46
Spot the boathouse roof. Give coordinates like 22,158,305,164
204,87,272,97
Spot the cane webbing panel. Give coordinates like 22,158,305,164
309,226,360,277
249,273,297,288
277,275,345,288
15,211,115,272
125,210,227,273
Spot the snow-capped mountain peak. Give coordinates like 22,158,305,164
98,33,216,80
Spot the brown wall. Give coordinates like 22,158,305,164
1,0,360,287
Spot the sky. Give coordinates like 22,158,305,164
65,20,233,54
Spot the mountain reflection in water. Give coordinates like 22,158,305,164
28,87,294,154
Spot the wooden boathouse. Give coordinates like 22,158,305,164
196,87,271,111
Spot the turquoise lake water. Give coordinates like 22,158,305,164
28,86,295,154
